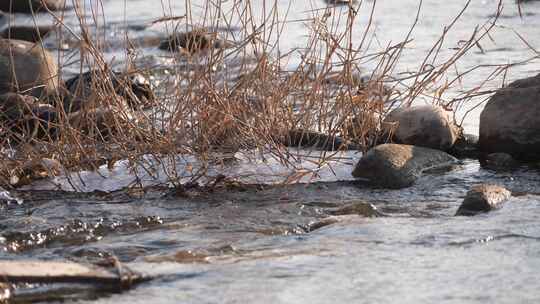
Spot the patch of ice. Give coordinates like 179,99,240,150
0,189,23,205
26,148,362,192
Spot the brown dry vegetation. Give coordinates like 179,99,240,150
0,0,528,189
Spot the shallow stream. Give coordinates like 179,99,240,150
1,0,540,303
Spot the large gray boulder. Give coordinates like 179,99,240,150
0,39,59,97
352,143,458,189
456,184,511,216
383,105,459,151
0,0,65,13
479,73,540,160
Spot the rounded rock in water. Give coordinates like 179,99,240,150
351,143,458,189
479,73,540,161
0,39,59,98
456,184,511,216
383,105,460,151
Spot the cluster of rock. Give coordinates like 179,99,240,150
0,36,154,143
348,70,540,215
0,0,236,143
351,104,461,188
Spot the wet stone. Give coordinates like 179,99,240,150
1,25,54,42
455,184,511,216
479,73,540,160
352,144,458,189
448,133,480,159
482,153,518,171
159,30,232,54
63,70,155,113
0,0,65,13
383,105,460,151
281,129,348,151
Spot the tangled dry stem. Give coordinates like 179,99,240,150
0,0,531,189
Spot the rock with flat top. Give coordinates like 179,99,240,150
482,153,518,170
352,143,458,189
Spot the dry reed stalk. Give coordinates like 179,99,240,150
0,0,524,189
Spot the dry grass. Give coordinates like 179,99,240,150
0,0,529,189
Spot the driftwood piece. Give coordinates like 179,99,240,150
0,260,145,286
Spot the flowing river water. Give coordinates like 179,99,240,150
1,0,540,303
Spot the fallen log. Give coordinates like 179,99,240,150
0,260,146,286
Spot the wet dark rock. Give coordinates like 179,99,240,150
67,106,132,139
0,0,65,13
456,184,511,216
0,93,58,142
0,39,59,97
1,25,54,42
383,105,460,151
328,201,382,217
8,157,61,187
448,133,480,159
479,73,540,161
281,129,351,151
482,153,518,170
352,144,458,189
159,30,232,53
64,70,155,113
343,108,381,150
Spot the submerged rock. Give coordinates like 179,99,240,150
479,73,540,160
328,201,382,217
0,39,59,97
383,105,459,151
159,30,232,53
0,0,65,13
1,25,54,42
455,184,511,216
482,153,518,171
352,144,458,189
